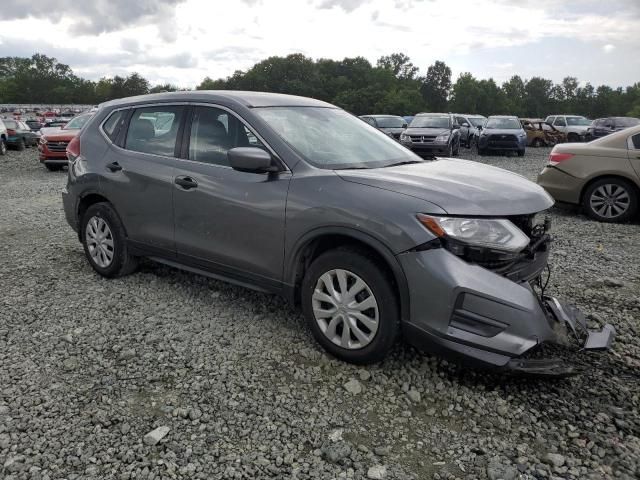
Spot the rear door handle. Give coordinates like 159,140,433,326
175,176,198,190
107,161,122,172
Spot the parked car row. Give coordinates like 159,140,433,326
0,118,40,152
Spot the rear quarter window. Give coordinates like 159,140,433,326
102,110,127,142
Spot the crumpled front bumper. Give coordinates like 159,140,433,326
398,248,615,375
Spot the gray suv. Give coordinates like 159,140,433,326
62,91,614,372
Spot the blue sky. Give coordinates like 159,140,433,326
0,0,638,88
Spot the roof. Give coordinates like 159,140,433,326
487,115,519,119
360,114,404,118
100,90,335,109
415,112,450,116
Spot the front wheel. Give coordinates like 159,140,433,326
301,247,399,364
81,202,138,278
567,133,579,143
0,139,6,156
453,139,460,156
16,138,25,151
517,149,525,157
583,178,638,223
45,163,62,171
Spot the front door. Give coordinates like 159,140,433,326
172,105,291,287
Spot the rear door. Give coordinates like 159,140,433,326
99,104,186,254
172,105,291,287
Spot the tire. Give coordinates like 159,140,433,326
466,135,474,149
453,139,460,157
45,164,62,171
0,139,6,156
16,138,25,151
300,247,399,364
81,202,138,278
567,133,579,143
517,149,525,157
582,177,638,223
475,140,486,156
532,138,544,147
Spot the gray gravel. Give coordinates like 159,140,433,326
0,145,639,480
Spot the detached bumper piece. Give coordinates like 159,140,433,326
544,296,616,351
506,297,615,376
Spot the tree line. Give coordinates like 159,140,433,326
1,53,639,119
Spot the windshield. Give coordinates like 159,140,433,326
254,107,420,169
4,120,17,129
468,117,486,127
566,116,591,126
615,117,640,127
375,116,405,128
64,114,91,130
485,118,521,129
409,116,450,129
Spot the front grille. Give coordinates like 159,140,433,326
487,134,518,148
409,135,436,143
46,141,69,152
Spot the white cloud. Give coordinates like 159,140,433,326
603,44,616,53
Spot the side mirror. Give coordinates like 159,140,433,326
402,122,408,128
228,147,278,173
462,122,470,128
477,125,483,131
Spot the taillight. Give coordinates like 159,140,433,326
548,152,574,166
6,129,16,135
67,135,80,161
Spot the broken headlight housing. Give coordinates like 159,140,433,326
417,215,530,253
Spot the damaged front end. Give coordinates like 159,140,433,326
399,213,616,376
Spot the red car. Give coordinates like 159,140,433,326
39,113,92,171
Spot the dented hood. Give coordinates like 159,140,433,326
336,158,554,216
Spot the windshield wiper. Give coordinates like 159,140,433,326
382,160,424,168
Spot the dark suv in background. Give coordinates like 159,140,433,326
61,91,613,372
359,115,407,140
399,113,460,157
586,117,640,140
476,115,527,156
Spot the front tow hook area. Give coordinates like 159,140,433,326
506,296,615,377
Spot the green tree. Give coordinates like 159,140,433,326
376,53,419,80
420,60,451,112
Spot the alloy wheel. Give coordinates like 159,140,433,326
590,184,630,219
311,269,379,350
85,216,115,268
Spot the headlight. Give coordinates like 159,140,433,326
435,134,449,143
518,132,526,138
400,133,410,142
417,215,530,253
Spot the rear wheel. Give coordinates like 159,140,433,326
583,178,638,223
81,202,138,278
301,247,399,364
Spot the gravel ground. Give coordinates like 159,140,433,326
0,145,639,480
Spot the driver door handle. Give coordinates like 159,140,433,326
175,176,198,190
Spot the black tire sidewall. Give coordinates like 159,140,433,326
81,203,131,277
583,178,638,223
0,140,6,155
301,249,399,364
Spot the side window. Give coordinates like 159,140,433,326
362,117,376,127
546,116,555,125
554,117,566,127
631,134,640,150
188,106,264,166
125,106,184,157
102,110,126,141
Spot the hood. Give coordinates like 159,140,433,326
379,127,406,134
42,129,78,141
336,158,554,216
482,128,524,135
404,127,450,136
